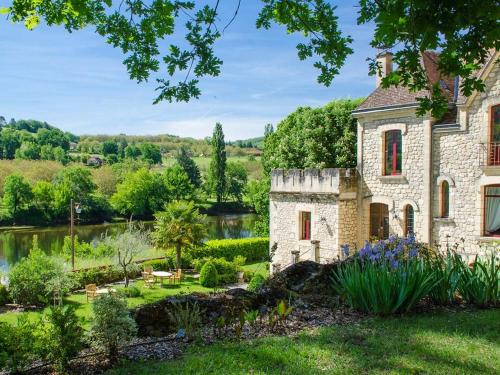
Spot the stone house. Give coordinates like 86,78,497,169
270,51,500,271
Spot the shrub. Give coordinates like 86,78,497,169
9,249,63,306
199,262,218,288
233,255,246,268
457,253,499,307
0,284,10,306
117,285,142,298
168,302,202,340
87,294,137,363
36,305,84,374
193,257,238,284
189,238,269,263
428,251,462,305
247,274,266,292
332,258,437,315
0,316,37,372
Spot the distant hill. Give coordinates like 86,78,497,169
229,137,264,149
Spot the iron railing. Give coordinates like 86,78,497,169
479,142,500,167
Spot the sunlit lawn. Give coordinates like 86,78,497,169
242,261,269,278
0,276,213,328
108,308,500,375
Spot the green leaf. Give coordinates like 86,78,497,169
0,7,9,15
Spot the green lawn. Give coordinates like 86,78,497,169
242,261,269,278
107,308,500,375
0,276,213,328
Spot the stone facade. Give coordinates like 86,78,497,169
270,52,500,270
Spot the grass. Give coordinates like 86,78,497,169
242,261,269,278
107,308,500,375
0,276,213,328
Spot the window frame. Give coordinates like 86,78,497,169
404,205,415,237
483,184,500,237
440,180,450,218
383,129,402,176
299,211,312,240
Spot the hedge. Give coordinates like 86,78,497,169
189,238,269,262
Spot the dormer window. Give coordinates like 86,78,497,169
384,130,402,175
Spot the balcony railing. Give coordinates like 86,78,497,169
479,142,500,167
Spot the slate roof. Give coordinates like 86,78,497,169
354,51,456,113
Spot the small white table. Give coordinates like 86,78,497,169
152,271,172,285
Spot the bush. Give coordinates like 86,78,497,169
36,305,84,373
247,274,266,292
8,249,63,306
457,253,499,307
0,316,37,372
87,294,137,363
117,285,142,298
71,265,128,290
140,259,170,271
332,258,436,315
189,238,269,263
0,285,10,306
199,262,218,288
428,251,462,305
193,257,238,284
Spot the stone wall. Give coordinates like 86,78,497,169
431,63,500,256
358,115,426,241
269,169,357,272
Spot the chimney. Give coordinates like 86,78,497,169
376,51,393,88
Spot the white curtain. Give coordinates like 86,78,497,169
486,187,500,232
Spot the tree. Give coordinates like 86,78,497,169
2,1,497,116
247,178,271,236
103,225,151,287
40,144,55,160
110,168,167,220
163,164,195,201
52,167,96,215
0,128,21,159
263,99,361,172
124,144,142,159
209,123,226,203
140,142,162,164
176,147,201,188
2,174,32,219
102,140,119,156
224,161,248,202
32,181,55,221
14,141,40,160
153,201,206,270
37,128,70,150
86,294,137,363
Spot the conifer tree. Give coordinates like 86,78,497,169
209,123,226,203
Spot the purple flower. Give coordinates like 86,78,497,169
409,247,419,258
388,234,397,244
391,260,399,269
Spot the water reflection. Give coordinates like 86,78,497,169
0,214,256,270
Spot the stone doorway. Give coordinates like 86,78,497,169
370,203,389,239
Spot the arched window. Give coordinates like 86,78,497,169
404,205,415,236
441,181,450,218
384,130,402,175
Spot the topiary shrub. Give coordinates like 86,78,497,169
247,274,266,292
199,262,218,288
117,285,142,298
193,257,238,284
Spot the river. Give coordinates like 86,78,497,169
0,214,257,270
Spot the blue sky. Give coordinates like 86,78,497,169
0,1,375,140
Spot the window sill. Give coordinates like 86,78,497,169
433,217,455,225
378,175,407,184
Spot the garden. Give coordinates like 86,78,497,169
0,228,498,374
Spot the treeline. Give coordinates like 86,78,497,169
0,117,77,163
0,124,251,226
78,134,262,158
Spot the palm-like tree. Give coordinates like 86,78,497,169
153,201,207,270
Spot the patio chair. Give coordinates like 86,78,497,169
85,284,97,302
144,265,153,274
170,269,182,284
142,272,155,288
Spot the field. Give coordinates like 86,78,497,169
107,308,500,375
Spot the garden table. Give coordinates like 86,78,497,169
152,271,172,285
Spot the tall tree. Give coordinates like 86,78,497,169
2,174,33,219
2,1,497,116
209,123,226,203
176,147,201,188
163,164,195,201
153,201,207,270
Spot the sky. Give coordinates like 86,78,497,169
0,1,376,140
